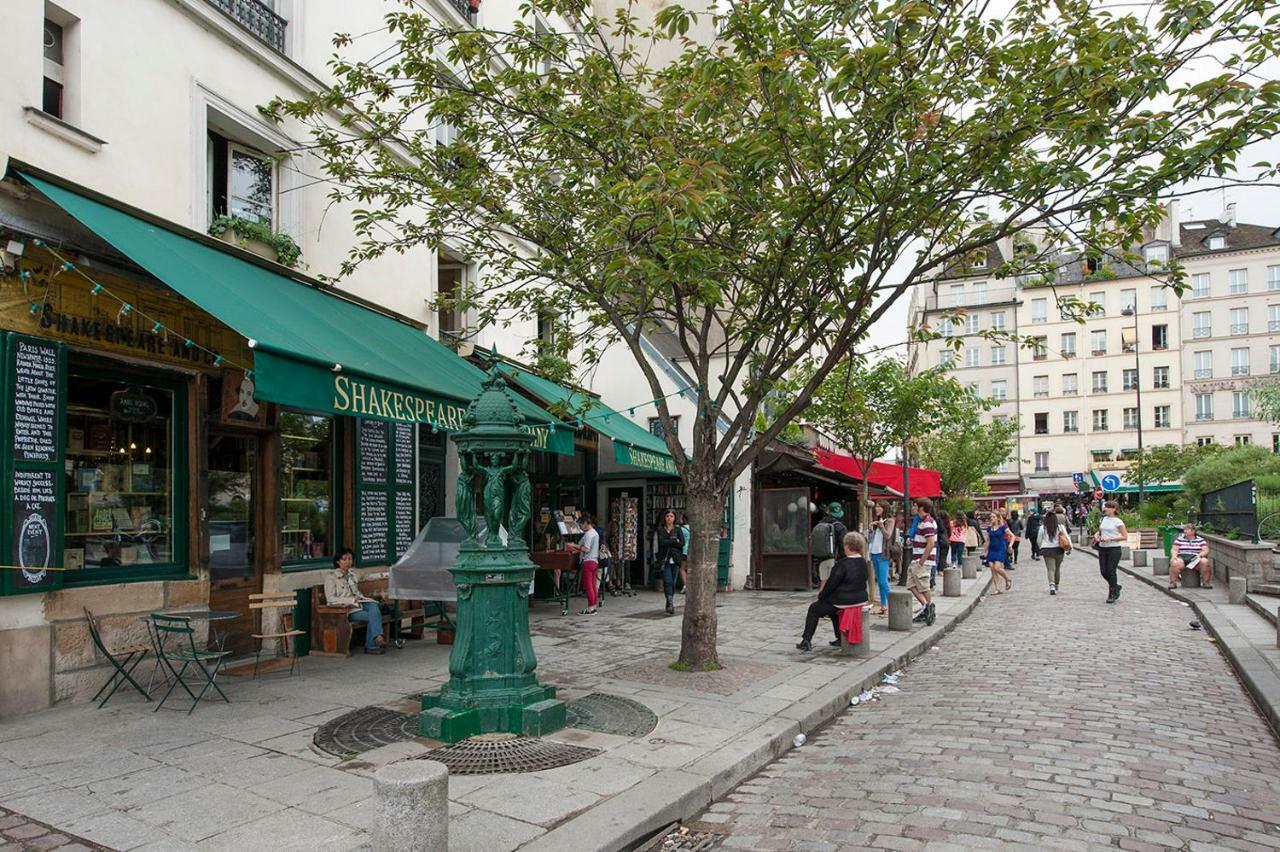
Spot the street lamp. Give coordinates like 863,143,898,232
1121,304,1144,506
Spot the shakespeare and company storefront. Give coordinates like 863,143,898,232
0,166,569,716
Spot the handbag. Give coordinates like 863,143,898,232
1058,529,1072,552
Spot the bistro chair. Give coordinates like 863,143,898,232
83,607,152,708
150,613,231,714
248,592,306,679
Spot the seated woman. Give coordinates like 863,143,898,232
796,532,870,652
324,548,404,655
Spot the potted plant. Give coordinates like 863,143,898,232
209,215,303,268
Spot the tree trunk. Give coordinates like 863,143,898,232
678,485,726,669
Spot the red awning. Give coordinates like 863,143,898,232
814,449,943,498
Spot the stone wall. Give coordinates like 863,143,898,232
0,577,208,719
1201,533,1280,588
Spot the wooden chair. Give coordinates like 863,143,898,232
249,592,306,678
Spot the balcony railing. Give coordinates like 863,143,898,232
446,0,479,19
1092,348,1107,356
1063,388,1078,396
1034,391,1049,399
1269,320,1280,332
1232,365,1251,376
1230,323,1249,335
1033,351,1048,361
1196,412,1214,422
1153,342,1168,350
1273,363,1280,374
1234,410,1252,419
1193,327,1212,338
923,288,1018,311
1093,385,1108,394
205,0,286,52
1194,368,1213,378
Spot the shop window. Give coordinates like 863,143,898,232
208,130,275,226
280,411,336,566
761,488,809,554
64,369,185,580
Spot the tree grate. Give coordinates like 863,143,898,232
414,735,601,774
565,693,658,738
313,707,420,758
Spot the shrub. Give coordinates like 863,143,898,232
1183,445,1280,503
209,215,303,267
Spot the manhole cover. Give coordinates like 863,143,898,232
416,736,600,774
565,693,658,737
314,707,419,757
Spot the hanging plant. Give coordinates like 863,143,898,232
209,215,302,268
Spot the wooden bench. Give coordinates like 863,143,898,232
310,578,428,658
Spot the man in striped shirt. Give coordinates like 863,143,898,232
1169,524,1211,590
908,498,937,626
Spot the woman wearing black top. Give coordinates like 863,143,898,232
796,531,870,651
653,510,685,616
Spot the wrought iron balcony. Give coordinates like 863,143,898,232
205,0,286,52
1230,323,1249,335
1232,365,1251,376
1193,327,1211,339
1269,320,1280,332
1195,412,1214,422
1194,368,1213,378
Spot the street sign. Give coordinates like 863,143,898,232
1072,472,1084,484
1093,486,1104,499
1100,474,1121,492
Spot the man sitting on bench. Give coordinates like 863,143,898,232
325,548,404,655
1170,524,1212,590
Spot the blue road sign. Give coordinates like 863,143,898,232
1101,474,1121,492
1072,472,1084,484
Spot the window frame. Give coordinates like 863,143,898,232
280,411,344,573
63,362,191,588
1154,405,1171,429
1152,366,1169,389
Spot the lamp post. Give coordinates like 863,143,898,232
1121,304,1144,506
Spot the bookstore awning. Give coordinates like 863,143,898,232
19,171,572,454
496,363,679,475
813,449,942,498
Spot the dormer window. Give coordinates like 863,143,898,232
1206,233,1226,250
1143,243,1169,265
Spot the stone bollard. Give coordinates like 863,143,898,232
840,607,873,658
943,567,962,597
1229,576,1247,604
961,555,979,579
1276,607,1280,650
373,760,448,852
1120,546,1132,562
1182,569,1202,589
1152,556,1170,576
1132,550,1148,568
888,589,914,632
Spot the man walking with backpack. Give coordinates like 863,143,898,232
811,503,847,587
909,498,937,625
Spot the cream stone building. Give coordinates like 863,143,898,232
908,202,1280,499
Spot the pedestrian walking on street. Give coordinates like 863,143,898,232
796,532,869,652
1092,500,1127,603
1037,510,1071,595
985,511,1013,593
654,510,685,615
866,501,894,616
933,509,950,587
1008,509,1023,566
1053,501,1072,534
964,512,981,555
678,513,691,594
1026,508,1042,561
908,499,938,625
948,513,967,568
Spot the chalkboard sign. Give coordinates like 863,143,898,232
394,490,415,556
359,490,388,562
393,422,414,486
3,334,65,596
12,340,59,462
110,388,158,422
359,419,389,483
12,469,55,588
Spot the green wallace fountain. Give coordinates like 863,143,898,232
419,367,566,742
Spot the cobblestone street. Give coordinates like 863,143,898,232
698,561,1280,851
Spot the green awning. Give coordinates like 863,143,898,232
496,364,679,475
21,172,572,454
1114,484,1182,494
1090,449,1113,456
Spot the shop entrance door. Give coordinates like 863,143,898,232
206,432,260,657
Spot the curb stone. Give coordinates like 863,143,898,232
518,573,994,852
1103,552,1280,742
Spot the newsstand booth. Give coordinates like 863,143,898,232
0,167,569,717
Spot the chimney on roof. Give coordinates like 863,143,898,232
1167,199,1180,246
1221,202,1237,228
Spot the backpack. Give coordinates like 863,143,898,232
811,521,836,559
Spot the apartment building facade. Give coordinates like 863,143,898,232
908,204,1280,497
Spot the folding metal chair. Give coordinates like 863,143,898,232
150,614,231,714
83,608,151,708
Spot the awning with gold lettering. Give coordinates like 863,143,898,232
19,171,573,454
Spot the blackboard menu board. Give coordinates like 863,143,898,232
359,491,388,563
12,469,56,588
394,491,415,556
12,340,59,462
359,418,389,483
394,423,414,486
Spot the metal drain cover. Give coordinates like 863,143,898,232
565,693,658,738
416,736,600,774
313,707,419,757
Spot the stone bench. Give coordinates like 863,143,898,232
1152,556,1170,576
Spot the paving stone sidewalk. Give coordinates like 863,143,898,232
0,805,106,851
0,575,989,852
695,553,1280,851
